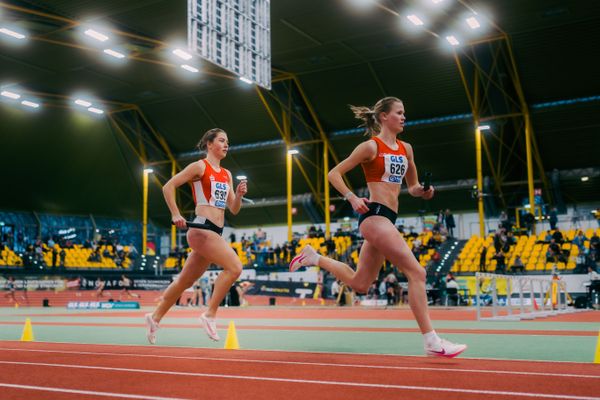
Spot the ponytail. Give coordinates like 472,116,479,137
349,97,402,136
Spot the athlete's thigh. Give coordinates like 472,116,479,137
353,239,385,286
361,218,418,272
199,234,241,270
178,251,210,285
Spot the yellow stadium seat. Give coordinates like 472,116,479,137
535,263,545,270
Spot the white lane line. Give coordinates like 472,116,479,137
0,382,189,400
0,360,598,400
0,347,598,380
1,339,593,365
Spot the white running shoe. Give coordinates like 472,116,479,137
289,245,320,272
425,338,467,358
144,313,159,345
200,313,220,341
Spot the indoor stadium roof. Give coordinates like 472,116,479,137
1,0,598,227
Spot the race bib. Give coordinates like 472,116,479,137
382,154,407,184
211,181,229,209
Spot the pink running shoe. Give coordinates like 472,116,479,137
425,338,467,358
144,313,159,345
289,245,320,272
199,313,220,341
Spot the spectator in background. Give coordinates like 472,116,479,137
493,251,506,274
200,275,211,305
588,266,599,281
479,246,488,272
385,272,399,305
274,244,282,264
589,233,599,263
316,226,324,238
547,240,566,263
431,230,444,248
499,211,510,231
281,243,289,264
59,248,66,268
192,279,202,306
331,279,341,301
571,204,581,228
51,246,58,268
503,231,516,253
428,272,443,305
128,243,138,260
444,209,456,237
511,255,525,274
412,236,422,250
591,233,600,248
445,273,459,289
245,245,253,265
445,273,460,306
406,226,418,239
552,229,564,245
572,231,588,253
255,228,266,243
436,210,445,225
367,282,378,299
523,212,535,235
493,228,503,253
229,231,236,243
377,278,387,300
412,242,422,259
88,248,101,263
548,207,558,231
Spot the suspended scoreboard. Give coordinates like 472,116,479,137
188,0,271,89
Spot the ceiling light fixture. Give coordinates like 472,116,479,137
74,99,92,107
0,27,26,40
84,29,109,42
103,49,125,59
406,15,424,26
446,35,460,46
466,16,481,29
180,64,199,73
21,100,40,108
173,48,193,60
87,107,104,114
1,90,20,99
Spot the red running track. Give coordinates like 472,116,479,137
15,307,600,323
0,341,598,400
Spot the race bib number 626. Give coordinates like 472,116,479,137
384,154,406,183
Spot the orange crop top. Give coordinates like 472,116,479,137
361,136,408,184
190,159,231,209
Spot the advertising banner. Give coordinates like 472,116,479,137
246,280,317,298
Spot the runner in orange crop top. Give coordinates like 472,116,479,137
290,97,467,358
145,128,248,344
191,158,231,210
